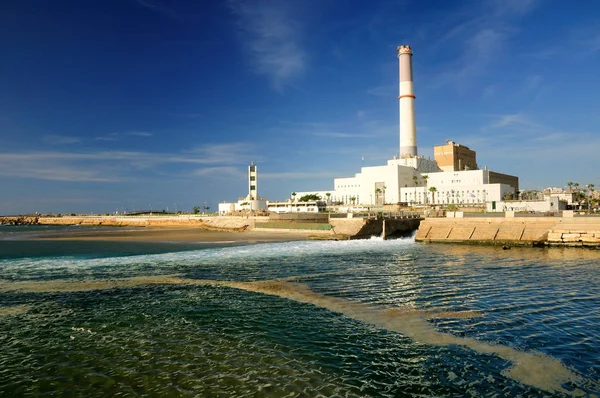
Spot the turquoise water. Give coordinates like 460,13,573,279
1,226,599,396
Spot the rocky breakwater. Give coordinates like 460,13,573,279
415,212,600,248
0,216,39,225
547,217,600,247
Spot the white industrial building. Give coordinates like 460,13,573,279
293,46,518,210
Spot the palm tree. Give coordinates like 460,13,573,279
587,184,595,214
291,192,297,202
350,196,357,204
375,188,382,205
567,181,574,192
382,185,387,205
429,186,437,205
412,175,418,205
325,192,331,203
422,175,428,205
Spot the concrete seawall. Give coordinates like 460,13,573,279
35,215,261,231
15,215,421,240
415,216,600,247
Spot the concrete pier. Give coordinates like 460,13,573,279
415,213,600,247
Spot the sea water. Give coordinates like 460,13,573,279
0,226,599,397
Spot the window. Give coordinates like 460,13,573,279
250,176,255,181
250,185,256,190
249,166,256,172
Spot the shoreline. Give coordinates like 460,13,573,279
28,226,317,243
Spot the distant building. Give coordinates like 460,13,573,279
434,140,477,172
267,200,326,214
218,161,268,215
292,46,519,211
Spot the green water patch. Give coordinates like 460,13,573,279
0,284,555,397
0,276,587,395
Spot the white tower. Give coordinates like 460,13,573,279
248,161,257,200
398,45,417,158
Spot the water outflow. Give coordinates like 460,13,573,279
0,274,582,395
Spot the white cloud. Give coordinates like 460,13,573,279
487,113,541,129
228,0,305,90
127,131,153,137
260,171,341,180
488,0,538,17
194,166,245,178
366,84,395,97
94,133,120,141
312,131,372,139
0,143,257,182
135,0,182,19
41,135,82,145
428,0,539,89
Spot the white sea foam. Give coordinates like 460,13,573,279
0,237,415,274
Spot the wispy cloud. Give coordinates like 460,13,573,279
94,133,120,141
41,135,82,145
127,131,153,137
194,166,245,178
260,171,341,180
135,0,182,19
312,131,372,139
487,113,541,129
366,84,395,97
488,0,538,17
185,142,259,164
228,0,305,90
429,0,540,89
0,143,257,182
95,131,153,141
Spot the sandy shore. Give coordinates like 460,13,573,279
32,227,316,243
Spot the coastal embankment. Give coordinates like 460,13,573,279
415,211,600,247
2,214,420,240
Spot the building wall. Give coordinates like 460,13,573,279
425,169,487,187
296,167,516,207
267,201,325,213
494,197,565,212
400,183,512,206
218,199,268,215
488,171,519,193
434,141,477,172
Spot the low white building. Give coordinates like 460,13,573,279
295,160,518,209
218,198,268,216
492,196,565,212
267,200,326,214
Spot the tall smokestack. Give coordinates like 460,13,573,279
397,45,417,157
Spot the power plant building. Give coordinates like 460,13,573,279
434,141,477,172
292,45,519,209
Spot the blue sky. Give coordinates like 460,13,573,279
1,0,599,214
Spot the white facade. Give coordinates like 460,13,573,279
218,199,268,216
268,201,326,213
492,197,565,212
294,167,515,208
